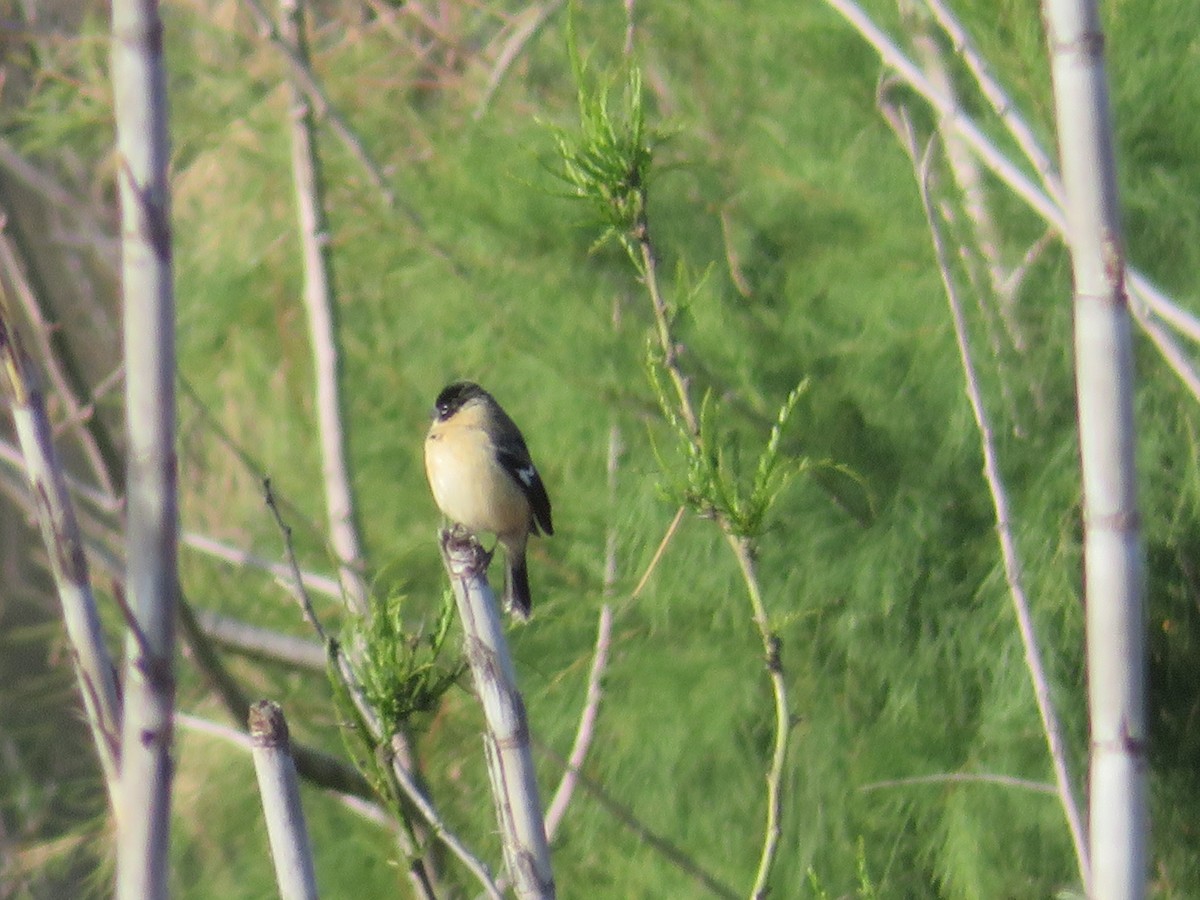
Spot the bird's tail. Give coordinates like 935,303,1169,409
504,552,532,621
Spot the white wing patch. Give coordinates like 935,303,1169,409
516,465,537,487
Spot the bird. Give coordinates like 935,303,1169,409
424,381,553,619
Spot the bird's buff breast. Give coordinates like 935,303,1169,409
425,426,529,538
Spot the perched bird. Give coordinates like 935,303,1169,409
424,381,553,619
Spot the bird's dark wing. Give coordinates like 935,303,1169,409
497,448,554,536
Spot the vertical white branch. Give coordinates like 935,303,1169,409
249,701,320,900
111,0,179,897
278,0,370,616
438,530,555,900
1042,2,1146,897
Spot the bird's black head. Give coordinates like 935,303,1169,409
432,381,488,421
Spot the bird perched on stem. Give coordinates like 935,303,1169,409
424,381,554,619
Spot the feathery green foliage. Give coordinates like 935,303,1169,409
350,588,464,740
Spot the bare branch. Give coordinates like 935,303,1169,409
1043,1,1145,893
438,529,555,899
0,280,122,803
111,0,180,894
887,105,1090,888
544,604,612,839
277,0,369,616
859,771,1057,795
265,482,487,897
249,701,320,900
182,530,342,601
0,222,121,497
192,607,326,671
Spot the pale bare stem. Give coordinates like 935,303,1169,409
111,0,179,895
0,222,119,497
1044,2,1146,895
1131,310,1200,407
182,530,343,601
277,0,370,617
897,1,1015,315
176,713,393,827
192,608,326,671
544,604,613,839
438,530,556,899
0,291,122,805
822,0,1067,234
1131,274,1200,346
604,294,624,597
859,772,1057,795
473,0,566,120
240,0,469,281
899,121,1090,890
249,701,320,900
828,0,1200,394
602,421,623,595
726,535,788,900
178,597,381,803
921,0,1065,208
239,0,397,210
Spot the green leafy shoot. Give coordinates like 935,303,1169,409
547,14,654,271
349,587,465,741
647,351,809,539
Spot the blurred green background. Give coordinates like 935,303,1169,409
2,0,1199,896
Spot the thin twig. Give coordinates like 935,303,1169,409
629,504,685,601
265,481,490,898
239,0,397,210
473,0,565,120
901,121,1090,888
237,0,468,279
0,219,120,498
826,0,1200,375
859,771,1057,795
920,0,1064,208
544,604,612,839
727,535,789,900
278,0,370,617
534,742,740,900
385,736,502,900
